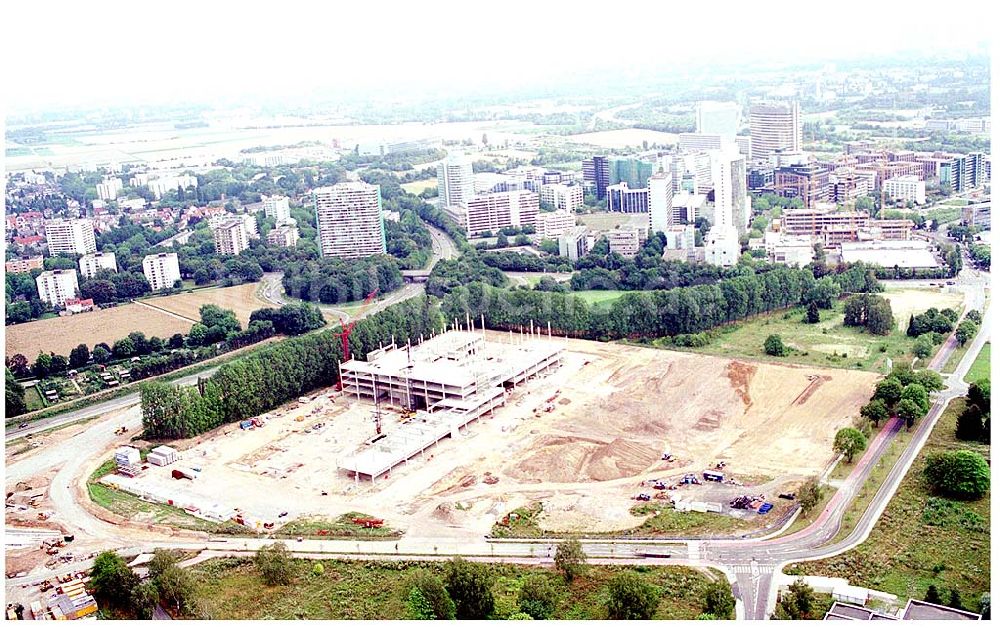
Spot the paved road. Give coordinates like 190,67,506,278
425,222,458,266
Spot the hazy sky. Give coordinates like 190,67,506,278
4,0,992,112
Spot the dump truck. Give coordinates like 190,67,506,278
703,470,724,482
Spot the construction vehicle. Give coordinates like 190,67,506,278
352,517,384,528
703,470,724,482
635,493,651,502
758,503,774,514
779,492,796,500
114,426,128,435
661,452,675,462
680,474,701,485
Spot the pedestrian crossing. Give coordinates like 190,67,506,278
729,564,755,574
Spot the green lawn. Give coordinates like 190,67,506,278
401,179,437,194
188,558,724,620
571,290,635,307
23,385,45,411
795,399,990,609
679,301,916,372
965,342,990,384
274,514,401,540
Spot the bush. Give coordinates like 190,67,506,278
606,572,659,620
798,477,824,513
923,450,990,499
406,586,436,620
702,579,736,619
90,551,139,608
554,539,587,582
518,574,557,619
255,542,294,585
764,334,787,357
408,570,456,619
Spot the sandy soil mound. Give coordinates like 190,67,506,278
586,438,659,481
505,435,658,483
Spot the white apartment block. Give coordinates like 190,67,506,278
79,251,118,278
267,224,300,248
710,147,750,233
35,269,79,307
463,190,539,237
213,218,250,256
558,226,592,261
648,171,674,233
142,253,181,292
607,225,648,257
883,176,926,204
314,182,387,259
536,210,578,238
45,218,97,256
540,183,584,212
437,155,475,209
146,175,198,200
262,195,291,222
662,225,697,251
96,177,123,200
244,153,289,167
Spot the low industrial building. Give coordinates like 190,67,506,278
839,240,939,269
339,330,564,481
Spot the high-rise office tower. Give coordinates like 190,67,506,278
648,171,675,234
436,155,475,209
749,100,801,161
710,147,750,234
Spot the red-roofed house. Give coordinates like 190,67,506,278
63,298,96,315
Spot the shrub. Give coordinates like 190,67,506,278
254,542,294,586
606,572,659,620
518,574,557,619
554,539,587,582
445,558,494,619
923,450,990,499
764,334,787,357
408,570,456,620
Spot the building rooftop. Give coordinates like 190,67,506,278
901,600,982,621
840,240,939,269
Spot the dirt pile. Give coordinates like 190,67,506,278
726,361,757,408
585,438,659,481
506,435,658,483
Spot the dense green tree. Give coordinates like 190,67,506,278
156,564,196,614
923,450,990,499
33,351,53,378
92,345,111,364
130,581,160,620
49,354,68,373
925,584,943,605
913,333,936,359
554,539,587,582
773,579,816,620
901,383,930,415
5,368,27,417
69,344,90,368
406,586,436,620
702,579,736,619
250,303,325,336
843,293,893,335
956,319,978,347
90,551,140,608
444,558,494,620
113,337,136,358
606,572,659,620
897,398,923,430
861,399,890,427
764,334,787,357
798,477,824,513
5,300,32,324
407,570,456,620
833,427,867,462
255,542,294,585
805,301,820,324
948,589,965,610
873,378,904,408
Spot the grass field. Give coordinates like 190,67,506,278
5,303,192,359
188,558,723,620
796,399,990,610
681,301,913,372
401,179,437,194
274,514,401,540
143,281,275,326
23,386,45,411
571,290,635,307
965,342,990,383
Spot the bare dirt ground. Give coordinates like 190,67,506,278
98,335,878,539
884,287,964,332
143,282,275,326
5,304,191,358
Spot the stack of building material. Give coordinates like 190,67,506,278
53,579,98,619
147,445,177,467
114,446,141,477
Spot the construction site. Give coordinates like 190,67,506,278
89,330,879,538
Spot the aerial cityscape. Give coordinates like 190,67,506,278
3,2,992,622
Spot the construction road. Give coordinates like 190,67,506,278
4,265,989,620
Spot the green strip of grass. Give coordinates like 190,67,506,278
965,342,990,384
273,513,401,540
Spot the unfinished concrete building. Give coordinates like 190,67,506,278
338,329,565,480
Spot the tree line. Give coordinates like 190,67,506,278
140,296,441,439
441,265,878,342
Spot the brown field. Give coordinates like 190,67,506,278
143,282,275,326
5,304,192,359
883,287,964,332
105,334,879,538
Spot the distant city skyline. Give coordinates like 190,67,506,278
3,0,992,113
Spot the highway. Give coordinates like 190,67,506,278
5,256,988,619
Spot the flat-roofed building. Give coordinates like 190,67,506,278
648,171,675,233
558,226,591,261
869,219,915,240
782,208,868,237
540,182,584,211
883,175,926,204
774,163,832,208
901,599,981,620
5,256,44,274
45,218,96,256
607,182,649,213
536,210,578,238
662,224,697,251
36,269,79,307
212,218,250,256
437,155,475,209
267,224,300,248
840,240,938,269
749,100,801,161
607,225,648,257
962,202,991,230
262,195,291,223
463,190,539,237
79,251,118,278
314,182,387,259
142,252,181,292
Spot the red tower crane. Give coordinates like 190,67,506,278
334,290,379,362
